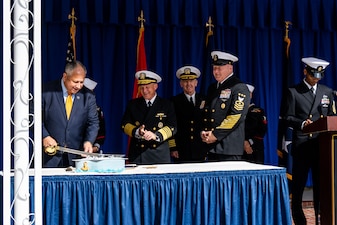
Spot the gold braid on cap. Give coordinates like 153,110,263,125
179,68,197,80
137,72,157,85
138,79,157,85
180,74,198,80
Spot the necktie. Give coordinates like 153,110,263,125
190,96,194,105
147,101,152,107
310,87,315,99
310,87,315,95
66,94,73,119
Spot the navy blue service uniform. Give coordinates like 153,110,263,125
285,57,336,225
121,70,177,164
172,65,207,162
202,51,250,161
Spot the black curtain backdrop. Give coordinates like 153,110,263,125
1,0,337,169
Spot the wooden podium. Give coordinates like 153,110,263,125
303,116,337,225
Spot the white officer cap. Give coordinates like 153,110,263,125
211,51,239,66
246,84,255,93
135,70,162,85
176,66,201,80
84,78,97,90
302,57,329,79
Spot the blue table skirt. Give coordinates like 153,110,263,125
22,169,292,225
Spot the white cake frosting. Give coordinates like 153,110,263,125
73,156,125,173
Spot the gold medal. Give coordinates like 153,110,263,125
158,122,163,128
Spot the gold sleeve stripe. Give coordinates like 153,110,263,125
286,173,292,181
158,126,173,141
168,139,176,148
123,123,136,137
216,114,241,129
277,149,283,158
333,100,336,114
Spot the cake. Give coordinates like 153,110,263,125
73,156,125,173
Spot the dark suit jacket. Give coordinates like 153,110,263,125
204,75,250,155
171,93,207,162
42,79,99,167
285,81,335,150
121,96,177,164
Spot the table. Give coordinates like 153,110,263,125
2,161,292,225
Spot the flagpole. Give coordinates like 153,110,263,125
133,10,147,98
205,16,214,46
127,10,148,157
68,8,77,61
277,20,293,197
201,16,215,96
284,21,292,59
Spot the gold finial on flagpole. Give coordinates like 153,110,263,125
67,8,77,61
284,21,292,58
206,16,214,33
68,8,77,28
284,21,292,40
138,10,146,28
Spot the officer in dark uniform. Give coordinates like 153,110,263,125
285,57,336,225
242,84,267,164
121,70,177,164
201,51,250,161
84,78,106,153
93,106,106,151
171,65,207,162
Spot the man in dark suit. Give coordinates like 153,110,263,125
121,70,177,164
42,61,99,167
285,57,336,225
171,65,207,162
201,51,250,161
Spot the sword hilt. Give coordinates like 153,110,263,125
44,145,59,156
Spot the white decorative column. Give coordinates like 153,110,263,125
3,0,42,224
2,0,12,224
13,2,30,223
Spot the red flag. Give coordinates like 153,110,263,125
126,12,148,159
132,24,147,98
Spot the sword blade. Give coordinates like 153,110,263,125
57,146,101,156
57,146,126,158
44,145,125,158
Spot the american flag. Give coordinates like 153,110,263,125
66,8,76,64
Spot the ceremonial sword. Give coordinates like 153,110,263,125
44,145,124,158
